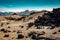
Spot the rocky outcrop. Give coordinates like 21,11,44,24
34,8,60,28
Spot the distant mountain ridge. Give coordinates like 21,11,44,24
0,10,49,16
0,12,13,16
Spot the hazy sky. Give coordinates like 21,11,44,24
0,0,60,12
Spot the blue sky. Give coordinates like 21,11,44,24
0,0,60,12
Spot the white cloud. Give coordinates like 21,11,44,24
0,7,53,12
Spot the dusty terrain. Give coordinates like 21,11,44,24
0,8,60,40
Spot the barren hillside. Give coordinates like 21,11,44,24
0,8,60,40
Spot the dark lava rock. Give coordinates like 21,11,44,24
31,34,37,39
8,26,11,28
28,32,36,37
58,30,60,32
7,30,11,32
27,22,34,28
25,36,28,38
34,8,60,28
19,25,24,28
28,31,55,40
52,32,57,34
0,28,5,31
0,28,8,33
17,34,24,39
4,34,9,37
28,32,37,39
50,24,55,29
6,23,10,24
13,30,16,32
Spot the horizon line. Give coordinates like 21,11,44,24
0,7,56,12
0,9,52,12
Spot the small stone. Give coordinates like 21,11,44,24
4,34,9,37
58,30,60,32
17,34,24,39
53,32,57,34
